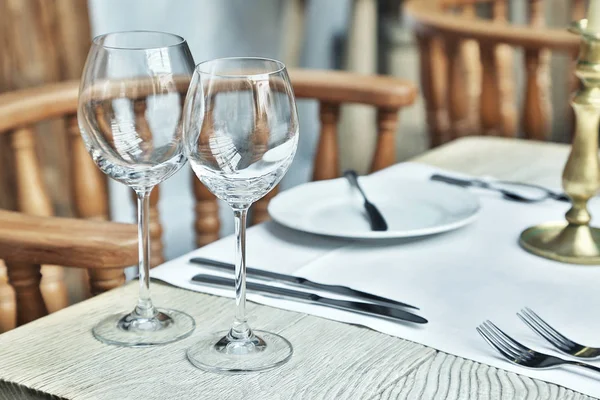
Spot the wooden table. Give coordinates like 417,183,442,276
0,137,594,400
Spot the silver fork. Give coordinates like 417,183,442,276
517,307,600,359
476,320,600,373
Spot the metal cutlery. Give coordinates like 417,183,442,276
477,320,600,373
431,174,569,203
518,307,600,359
191,273,427,324
189,257,418,310
343,170,388,231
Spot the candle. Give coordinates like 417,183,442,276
587,0,600,31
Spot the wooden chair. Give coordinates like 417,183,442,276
405,0,582,147
0,69,417,327
0,210,136,327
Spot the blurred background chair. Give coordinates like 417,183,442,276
405,0,581,147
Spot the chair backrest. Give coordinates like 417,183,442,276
405,0,582,146
0,69,417,288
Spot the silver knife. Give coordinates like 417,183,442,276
191,274,427,324
189,257,418,310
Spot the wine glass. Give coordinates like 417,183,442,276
183,57,299,373
78,31,196,347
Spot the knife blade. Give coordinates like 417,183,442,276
191,274,427,324
190,257,418,310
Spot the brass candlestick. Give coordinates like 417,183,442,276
519,19,600,265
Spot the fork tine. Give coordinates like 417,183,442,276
479,323,523,360
482,321,525,359
518,309,571,351
524,307,574,347
485,320,530,354
477,326,521,361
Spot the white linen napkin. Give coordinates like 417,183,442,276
152,162,600,398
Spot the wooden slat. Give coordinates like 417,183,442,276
313,102,340,181
0,210,137,269
10,127,69,314
5,262,47,326
416,33,450,147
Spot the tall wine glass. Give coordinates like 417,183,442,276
78,31,196,347
183,57,299,373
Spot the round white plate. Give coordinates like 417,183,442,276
268,177,480,239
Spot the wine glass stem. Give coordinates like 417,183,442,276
230,207,251,340
135,188,156,319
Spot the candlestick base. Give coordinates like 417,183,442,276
519,222,600,265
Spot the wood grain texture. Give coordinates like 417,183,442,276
378,353,594,399
0,282,436,400
0,137,594,399
0,210,137,269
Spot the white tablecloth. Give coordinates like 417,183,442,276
152,163,600,398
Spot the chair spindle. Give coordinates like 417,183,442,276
313,102,340,181
0,261,16,333
88,269,126,297
193,178,220,247
68,115,124,295
192,98,220,247
130,100,165,265
416,33,450,147
6,262,47,326
370,109,399,172
10,127,69,313
522,0,551,140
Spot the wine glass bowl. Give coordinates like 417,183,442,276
78,31,196,347
183,57,299,372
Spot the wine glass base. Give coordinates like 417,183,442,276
93,308,195,347
187,330,293,374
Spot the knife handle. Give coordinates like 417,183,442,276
192,274,316,301
190,257,233,271
430,174,473,187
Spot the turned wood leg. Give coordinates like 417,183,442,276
88,269,126,296
6,262,48,326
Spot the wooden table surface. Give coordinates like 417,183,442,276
0,137,594,400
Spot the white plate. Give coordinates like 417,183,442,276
268,177,480,239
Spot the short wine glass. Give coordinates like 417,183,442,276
183,57,299,373
78,31,196,347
